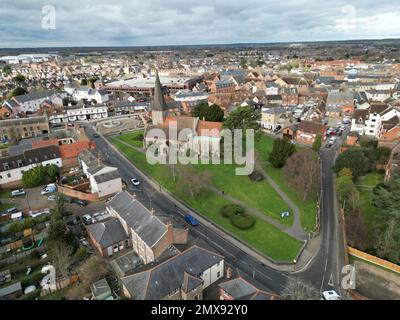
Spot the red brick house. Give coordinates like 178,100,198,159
295,121,327,145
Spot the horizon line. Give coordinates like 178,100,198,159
1,37,400,51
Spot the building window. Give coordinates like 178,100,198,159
217,271,221,277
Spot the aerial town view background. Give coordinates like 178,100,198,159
0,1,399,303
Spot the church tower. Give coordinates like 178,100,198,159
150,70,168,125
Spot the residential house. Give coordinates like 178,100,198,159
0,116,49,142
59,140,96,171
71,86,109,104
79,149,123,199
0,145,62,188
4,90,64,115
281,88,299,106
87,218,130,257
260,106,287,131
120,245,224,300
295,121,327,145
107,191,188,265
326,92,355,117
219,277,278,300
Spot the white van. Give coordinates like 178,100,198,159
41,183,57,196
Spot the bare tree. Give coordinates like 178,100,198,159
176,165,212,198
50,240,73,278
374,218,400,262
345,210,369,251
78,256,109,288
281,277,320,300
283,149,320,201
66,283,88,300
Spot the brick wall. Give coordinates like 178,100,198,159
58,185,99,202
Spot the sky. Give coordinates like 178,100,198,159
1,0,400,48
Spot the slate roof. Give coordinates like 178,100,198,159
86,218,128,249
0,145,60,173
182,272,203,293
121,245,224,300
90,278,112,299
0,282,22,298
12,90,56,104
219,277,277,300
93,170,121,184
108,191,167,248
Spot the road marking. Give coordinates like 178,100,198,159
328,273,334,287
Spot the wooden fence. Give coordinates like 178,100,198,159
40,274,79,297
348,247,400,274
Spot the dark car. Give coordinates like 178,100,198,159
185,215,199,226
93,133,100,138
73,199,88,207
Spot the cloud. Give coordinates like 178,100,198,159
0,0,399,47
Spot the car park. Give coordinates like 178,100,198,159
11,189,26,197
185,214,199,226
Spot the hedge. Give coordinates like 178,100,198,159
221,204,244,218
230,214,256,230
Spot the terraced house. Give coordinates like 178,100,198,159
107,191,188,264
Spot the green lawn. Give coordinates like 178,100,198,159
113,130,144,148
0,202,14,212
356,173,384,231
0,189,12,199
111,137,303,261
255,135,318,232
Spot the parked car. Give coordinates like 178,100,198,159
82,214,93,225
93,133,100,138
322,290,341,300
73,199,88,207
47,195,57,202
185,214,199,226
131,178,140,186
6,207,18,214
11,189,26,197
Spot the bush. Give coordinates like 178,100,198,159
248,171,264,182
30,250,41,260
230,214,256,230
21,270,44,288
221,204,244,218
19,289,41,300
74,247,87,262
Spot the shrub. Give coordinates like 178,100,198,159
21,270,44,288
221,204,244,218
19,289,41,300
74,247,87,262
248,171,264,182
230,213,256,230
30,250,41,260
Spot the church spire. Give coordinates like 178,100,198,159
151,69,168,112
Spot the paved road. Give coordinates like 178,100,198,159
85,124,347,296
298,130,348,294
